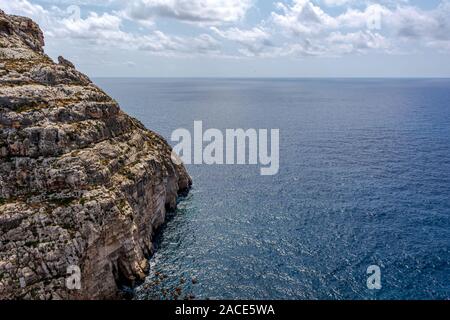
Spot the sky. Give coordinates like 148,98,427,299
1,0,450,77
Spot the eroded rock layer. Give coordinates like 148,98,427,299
0,10,191,300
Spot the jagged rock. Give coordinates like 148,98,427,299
0,9,192,300
57,56,75,69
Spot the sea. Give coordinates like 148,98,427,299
95,78,450,300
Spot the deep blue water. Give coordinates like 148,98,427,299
96,78,450,300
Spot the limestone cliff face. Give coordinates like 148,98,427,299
0,10,192,300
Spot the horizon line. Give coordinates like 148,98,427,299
91,76,450,80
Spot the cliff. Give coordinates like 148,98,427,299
0,10,191,299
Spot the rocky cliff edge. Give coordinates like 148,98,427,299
0,9,192,300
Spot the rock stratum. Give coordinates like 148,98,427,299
0,10,192,300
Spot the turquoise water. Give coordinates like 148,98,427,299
96,78,450,300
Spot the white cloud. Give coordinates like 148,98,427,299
326,30,389,54
57,12,124,41
56,13,221,56
386,2,450,43
124,0,254,25
321,0,353,6
137,31,221,55
0,0,221,57
272,0,337,35
269,0,450,56
2,0,450,61
211,26,273,56
0,0,49,24
335,4,389,29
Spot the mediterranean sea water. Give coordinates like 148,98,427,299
96,78,450,300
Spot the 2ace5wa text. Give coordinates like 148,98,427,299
175,304,275,317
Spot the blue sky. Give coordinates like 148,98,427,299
2,0,450,77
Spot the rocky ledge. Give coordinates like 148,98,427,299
0,10,191,300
